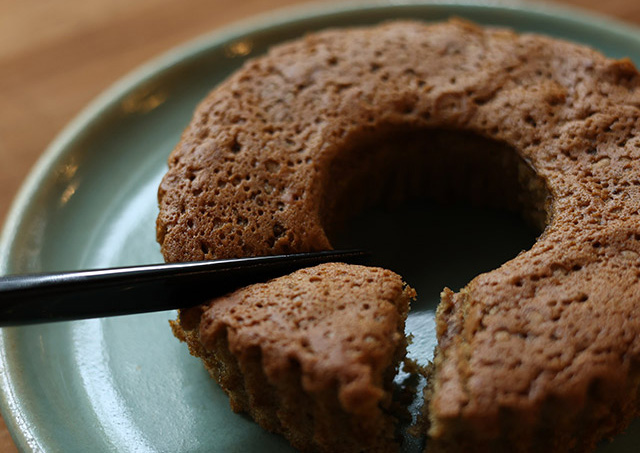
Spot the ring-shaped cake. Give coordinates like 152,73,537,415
159,20,640,452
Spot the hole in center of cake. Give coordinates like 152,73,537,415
326,127,549,435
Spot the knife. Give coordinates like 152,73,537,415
0,250,370,326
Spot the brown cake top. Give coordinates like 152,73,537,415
157,18,640,262
158,18,640,439
193,263,413,414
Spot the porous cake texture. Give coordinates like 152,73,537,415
159,19,640,452
171,263,414,452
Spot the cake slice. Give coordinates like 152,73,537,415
171,262,414,452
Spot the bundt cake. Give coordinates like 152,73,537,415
158,19,640,452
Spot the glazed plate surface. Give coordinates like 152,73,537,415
1,1,640,451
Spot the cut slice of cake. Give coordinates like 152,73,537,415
171,262,415,452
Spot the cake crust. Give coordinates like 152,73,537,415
158,19,640,452
172,263,414,452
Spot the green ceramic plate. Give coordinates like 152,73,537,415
2,1,640,451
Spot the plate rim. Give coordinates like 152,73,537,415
1,0,640,451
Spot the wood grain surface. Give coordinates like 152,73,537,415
0,0,639,451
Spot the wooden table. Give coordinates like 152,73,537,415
0,0,639,450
